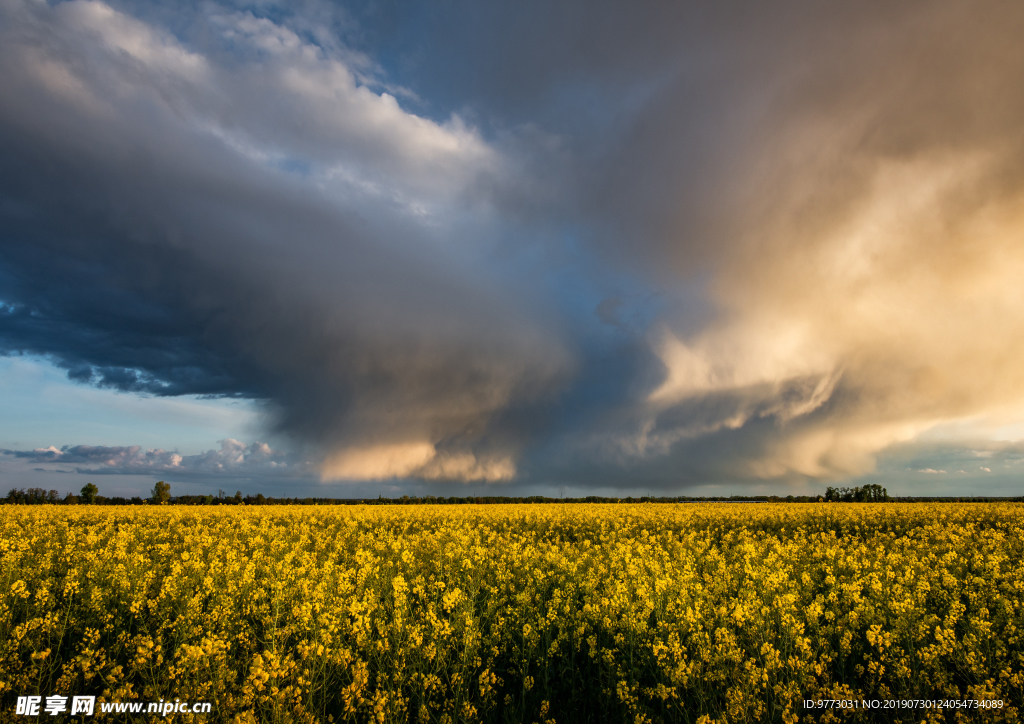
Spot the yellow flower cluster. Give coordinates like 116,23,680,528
1,504,1022,723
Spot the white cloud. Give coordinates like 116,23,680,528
9,0,496,210
60,1,207,79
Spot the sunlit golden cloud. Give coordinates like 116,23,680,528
643,133,1024,480
322,443,515,482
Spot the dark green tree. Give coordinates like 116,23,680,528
80,483,99,504
152,480,171,504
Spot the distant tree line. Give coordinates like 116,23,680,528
4,481,173,506
3,482,1022,505
824,484,890,502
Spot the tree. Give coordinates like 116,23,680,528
80,483,99,504
152,480,171,504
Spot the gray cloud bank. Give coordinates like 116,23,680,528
3,0,1024,490
3,439,305,478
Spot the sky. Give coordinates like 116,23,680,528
2,0,1024,498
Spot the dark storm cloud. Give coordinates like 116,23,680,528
4,0,1024,489
0,0,581,482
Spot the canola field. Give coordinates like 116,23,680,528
1,504,1022,724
